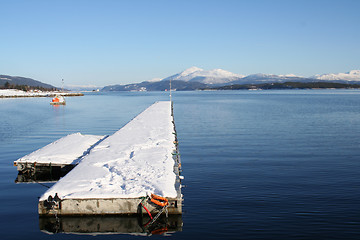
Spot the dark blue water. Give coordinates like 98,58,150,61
1,90,359,239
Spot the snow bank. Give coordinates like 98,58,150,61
0,89,52,97
15,133,106,165
0,89,81,97
40,101,177,200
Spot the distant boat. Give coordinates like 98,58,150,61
51,79,66,105
50,95,66,105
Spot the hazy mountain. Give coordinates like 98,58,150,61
102,80,207,92
0,75,56,89
312,70,360,81
65,85,101,91
230,73,316,85
162,66,245,85
212,81,360,90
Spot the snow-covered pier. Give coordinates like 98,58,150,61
14,133,107,180
36,101,182,216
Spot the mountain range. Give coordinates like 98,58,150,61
103,67,360,91
2,68,360,92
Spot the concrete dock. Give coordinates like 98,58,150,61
37,101,182,216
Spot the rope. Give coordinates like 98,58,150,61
140,203,153,220
148,205,168,226
139,196,153,220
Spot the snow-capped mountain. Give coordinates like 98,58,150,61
312,70,360,81
162,66,245,85
161,67,311,85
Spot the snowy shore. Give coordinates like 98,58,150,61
0,89,83,98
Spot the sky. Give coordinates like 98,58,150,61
1,0,359,88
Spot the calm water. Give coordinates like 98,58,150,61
0,90,360,239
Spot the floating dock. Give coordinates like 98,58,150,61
36,101,182,216
14,133,107,182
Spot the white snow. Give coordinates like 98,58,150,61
313,70,360,81
39,101,177,201
178,66,204,77
15,133,106,165
163,66,245,84
0,89,79,97
278,74,303,78
146,77,162,82
0,89,47,97
191,68,245,84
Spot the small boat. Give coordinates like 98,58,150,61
50,95,66,105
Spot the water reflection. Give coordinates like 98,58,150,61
40,215,183,236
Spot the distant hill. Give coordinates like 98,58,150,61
229,73,317,85
64,85,101,91
0,75,56,89
208,82,360,90
102,80,207,91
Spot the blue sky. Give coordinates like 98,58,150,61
1,0,359,87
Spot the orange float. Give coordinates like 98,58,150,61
150,194,169,207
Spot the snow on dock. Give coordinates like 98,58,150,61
14,133,106,168
38,101,182,215
14,133,106,175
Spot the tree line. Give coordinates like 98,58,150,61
1,81,58,91
206,82,360,90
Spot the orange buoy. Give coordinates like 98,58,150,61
150,194,169,207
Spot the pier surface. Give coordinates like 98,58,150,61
14,133,105,168
38,101,182,215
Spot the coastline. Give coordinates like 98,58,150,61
0,89,84,98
